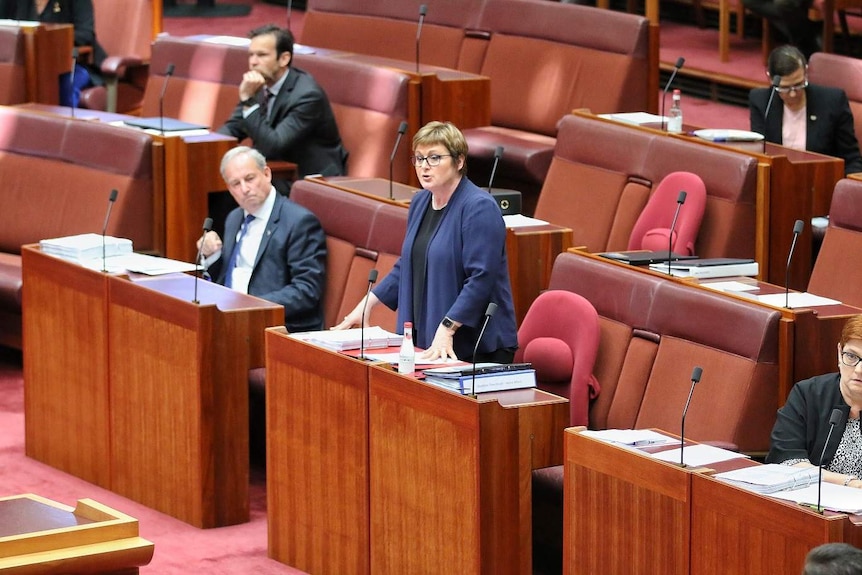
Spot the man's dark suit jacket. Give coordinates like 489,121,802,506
750,83,862,175
0,0,107,67
211,193,327,333
218,66,348,178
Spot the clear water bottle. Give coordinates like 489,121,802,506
398,322,415,375
668,89,683,134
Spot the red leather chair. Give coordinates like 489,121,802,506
514,290,600,427
627,171,707,256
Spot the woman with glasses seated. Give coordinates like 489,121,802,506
766,315,862,489
334,121,518,364
749,45,862,177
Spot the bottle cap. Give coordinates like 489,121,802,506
673,89,681,96
404,322,412,328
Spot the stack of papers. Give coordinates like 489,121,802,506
651,444,750,467
423,363,536,394
581,429,678,447
649,258,758,279
770,482,862,514
713,464,819,494
598,112,666,126
40,233,132,262
294,327,401,351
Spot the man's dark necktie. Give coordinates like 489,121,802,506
225,213,255,289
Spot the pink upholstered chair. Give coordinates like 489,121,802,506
514,290,600,427
627,171,707,256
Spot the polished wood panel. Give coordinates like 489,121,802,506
563,428,692,575
20,23,74,104
22,246,112,489
266,330,371,575
0,494,153,574
691,471,862,574
265,328,569,575
22,246,283,528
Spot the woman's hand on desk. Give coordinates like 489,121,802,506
420,324,458,361
332,293,379,330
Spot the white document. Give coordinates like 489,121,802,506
77,252,198,275
699,281,760,293
769,482,862,514
503,214,549,228
651,443,750,467
757,292,841,308
581,429,677,447
714,464,819,494
598,112,666,125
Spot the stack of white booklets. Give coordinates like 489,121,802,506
580,428,677,447
295,327,401,352
40,233,132,262
713,464,819,494
649,257,758,279
422,363,536,394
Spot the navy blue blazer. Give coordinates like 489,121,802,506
374,177,518,360
750,83,862,175
218,66,348,178
213,193,327,333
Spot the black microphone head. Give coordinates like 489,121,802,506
72,47,79,60
419,4,427,16
691,366,703,383
108,189,118,202
675,56,685,69
829,408,844,426
494,146,504,159
793,219,804,234
677,190,687,204
398,121,408,135
368,269,379,283
485,302,498,317
165,63,175,76
771,74,782,88
203,217,213,232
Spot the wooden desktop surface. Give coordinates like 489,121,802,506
21,245,283,528
265,328,569,575
306,176,574,325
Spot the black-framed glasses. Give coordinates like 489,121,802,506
410,154,452,167
841,351,862,367
774,78,808,94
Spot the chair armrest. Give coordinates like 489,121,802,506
269,160,298,182
101,55,145,78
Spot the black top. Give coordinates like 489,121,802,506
410,204,445,336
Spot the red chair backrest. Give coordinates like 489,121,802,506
628,171,707,256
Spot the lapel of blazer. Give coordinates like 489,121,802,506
269,69,300,126
253,193,282,268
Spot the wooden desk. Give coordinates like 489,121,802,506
266,329,569,575
0,494,154,574
306,176,574,324
691,472,862,575
17,103,236,261
0,22,75,105
21,245,283,528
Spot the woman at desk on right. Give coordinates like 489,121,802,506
749,45,862,176
766,315,862,488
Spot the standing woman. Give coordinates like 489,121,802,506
335,121,518,364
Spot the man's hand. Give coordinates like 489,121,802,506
197,231,223,259
239,70,267,103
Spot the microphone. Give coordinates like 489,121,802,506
666,190,687,276
679,366,703,467
359,268,379,360
487,145,504,194
158,62,176,137
101,189,118,273
286,0,293,32
661,57,685,132
415,4,427,74
815,408,844,513
69,47,78,118
785,219,804,308
389,120,409,201
762,74,781,152
193,217,213,304
470,302,498,397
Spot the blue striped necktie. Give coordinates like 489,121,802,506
225,213,255,289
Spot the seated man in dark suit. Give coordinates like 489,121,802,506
198,146,327,333
217,24,348,185
749,45,862,177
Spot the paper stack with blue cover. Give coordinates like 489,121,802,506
422,363,536,394
649,257,758,279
